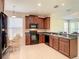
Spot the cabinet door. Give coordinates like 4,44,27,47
59,38,69,56
53,36,59,50
29,16,34,23
44,19,47,29
38,18,44,29
39,34,45,43
64,39,69,56
46,17,50,29
25,16,29,29
40,18,44,29
59,39,65,54
49,36,53,47
44,17,50,29
25,34,31,45
34,16,38,24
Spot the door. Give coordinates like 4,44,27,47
8,17,23,46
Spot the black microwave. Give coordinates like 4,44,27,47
30,24,38,29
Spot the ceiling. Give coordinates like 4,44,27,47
4,0,79,19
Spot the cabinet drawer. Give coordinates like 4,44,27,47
49,38,53,47
53,45,58,50
39,34,45,43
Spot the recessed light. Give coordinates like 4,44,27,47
11,16,16,18
37,3,42,6
62,3,65,6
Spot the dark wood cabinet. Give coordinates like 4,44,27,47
59,38,77,58
49,35,53,47
25,34,31,45
39,34,45,43
49,35,77,58
53,36,59,50
44,17,50,29
25,33,45,44
25,15,50,29
38,18,44,29
49,35,59,50
59,38,69,56
25,16,29,29
25,32,77,58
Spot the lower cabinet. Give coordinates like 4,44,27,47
49,35,77,58
39,34,45,43
59,38,77,58
25,33,77,58
53,36,59,50
49,35,59,50
49,36,53,47
25,34,31,45
25,33,45,44
59,38,69,56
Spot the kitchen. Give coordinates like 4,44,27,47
0,0,79,59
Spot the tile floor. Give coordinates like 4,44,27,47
3,37,79,59
3,43,79,59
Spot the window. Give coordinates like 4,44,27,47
64,21,68,33
8,17,23,40
70,22,77,33
78,22,79,33
64,20,79,34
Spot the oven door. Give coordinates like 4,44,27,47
30,31,39,44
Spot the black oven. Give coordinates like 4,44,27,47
30,31,39,44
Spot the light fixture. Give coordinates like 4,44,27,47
37,3,42,6
11,5,16,18
62,3,65,6
12,16,16,18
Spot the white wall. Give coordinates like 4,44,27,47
46,14,64,32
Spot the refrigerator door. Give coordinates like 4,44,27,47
0,12,2,59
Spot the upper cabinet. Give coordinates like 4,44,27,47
0,0,4,12
44,17,50,29
25,15,50,29
38,18,44,29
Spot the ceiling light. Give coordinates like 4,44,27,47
62,3,65,6
38,3,42,6
11,16,16,18
11,5,16,18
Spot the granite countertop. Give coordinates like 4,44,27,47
25,32,78,40
43,33,78,40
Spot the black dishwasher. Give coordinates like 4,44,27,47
45,35,49,45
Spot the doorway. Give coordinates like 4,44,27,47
8,17,24,48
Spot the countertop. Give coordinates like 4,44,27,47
43,33,78,40
25,32,78,40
